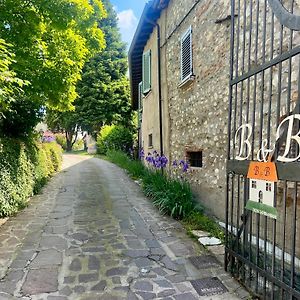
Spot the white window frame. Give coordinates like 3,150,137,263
180,26,193,83
142,49,151,94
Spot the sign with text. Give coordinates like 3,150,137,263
246,162,278,219
247,161,278,182
234,114,300,162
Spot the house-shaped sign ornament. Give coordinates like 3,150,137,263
246,161,278,219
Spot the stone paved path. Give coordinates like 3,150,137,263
0,155,248,300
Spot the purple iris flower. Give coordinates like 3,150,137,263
139,148,145,159
182,162,189,172
172,160,178,166
160,155,168,168
43,136,55,143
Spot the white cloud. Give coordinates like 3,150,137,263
117,9,138,48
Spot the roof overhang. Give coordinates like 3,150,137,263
128,0,169,109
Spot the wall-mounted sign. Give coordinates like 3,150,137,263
235,114,300,162
246,162,278,219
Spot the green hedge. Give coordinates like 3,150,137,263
97,125,133,155
0,138,62,217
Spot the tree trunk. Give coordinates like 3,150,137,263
66,132,73,152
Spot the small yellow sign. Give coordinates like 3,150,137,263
247,161,278,182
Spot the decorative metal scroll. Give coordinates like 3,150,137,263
268,0,300,30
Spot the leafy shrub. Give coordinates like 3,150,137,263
45,142,62,172
55,133,67,150
73,139,84,151
55,133,83,151
0,138,62,217
34,144,50,192
97,125,133,155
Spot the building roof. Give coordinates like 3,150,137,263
128,0,169,109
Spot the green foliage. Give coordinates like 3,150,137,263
46,142,63,172
0,0,106,137
45,0,132,140
34,144,50,192
54,132,83,151
73,0,132,135
55,133,67,150
46,110,79,152
73,139,84,151
0,99,44,137
183,211,225,241
0,138,62,217
96,125,133,154
142,171,194,219
106,150,147,179
0,39,28,115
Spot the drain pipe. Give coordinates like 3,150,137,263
146,18,164,157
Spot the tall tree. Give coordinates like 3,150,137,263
0,0,106,137
74,0,132,134
46,110,79,152
47,0,132,150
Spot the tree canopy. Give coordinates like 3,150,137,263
0,0,107,137
75,0,132,133
47,0,133,150
0,39,28,116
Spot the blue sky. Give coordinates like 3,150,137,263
111,0,147,49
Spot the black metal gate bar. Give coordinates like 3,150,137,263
226,0,300,298
226,248,300,299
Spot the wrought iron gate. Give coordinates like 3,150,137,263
226,0,300,299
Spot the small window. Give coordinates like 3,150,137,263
252,180,257,189
148,134,153,148
142,50,151,94
180,26,193,82
266,183,272,192
187,151,202,168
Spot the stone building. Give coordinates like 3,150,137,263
129,0,232,221
129,0,300,296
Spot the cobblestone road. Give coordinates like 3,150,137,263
0,155,248,300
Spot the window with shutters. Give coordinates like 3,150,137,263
138,82,143,128
142,50,151,94
180,26,193,83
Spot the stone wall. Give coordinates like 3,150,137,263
161,0,232,220
141,0,300,227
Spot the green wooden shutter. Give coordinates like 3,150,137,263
142,50,151,93
138,82,143,128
